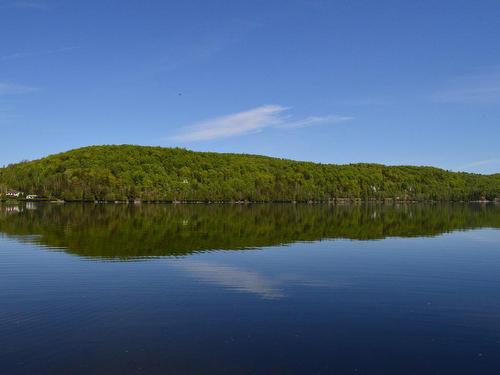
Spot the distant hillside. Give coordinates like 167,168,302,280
0,145,499,202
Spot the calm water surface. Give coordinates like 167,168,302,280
1,203,500,374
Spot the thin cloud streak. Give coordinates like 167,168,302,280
170,105,352,142
0,0,49,10
278,115,352,129
456,159,500,171
0,104,19,119
432,67,500,104
171,105,287,141
154,20,260,74
0,46,79,62
0,82,38,95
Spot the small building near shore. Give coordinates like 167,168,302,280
26,194,39,200
6,190,22,197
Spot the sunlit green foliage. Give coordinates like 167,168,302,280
0,145,498,201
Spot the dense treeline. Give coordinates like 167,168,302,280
0,145,499,202
1,203,499,258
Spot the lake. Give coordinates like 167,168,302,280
1,203,500,374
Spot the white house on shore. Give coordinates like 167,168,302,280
26,194,39,200
6,191,22,197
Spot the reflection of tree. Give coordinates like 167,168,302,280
0,203,499,259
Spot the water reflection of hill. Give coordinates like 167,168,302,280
0,203,499,258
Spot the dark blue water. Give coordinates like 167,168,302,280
1,204,500,374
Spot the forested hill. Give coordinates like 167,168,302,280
0,145,499,202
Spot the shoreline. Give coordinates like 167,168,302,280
1,198,498,205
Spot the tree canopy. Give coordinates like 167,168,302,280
0,145,499,202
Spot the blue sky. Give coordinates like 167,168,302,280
0,0,499,173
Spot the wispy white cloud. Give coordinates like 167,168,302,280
0,46,79,62
432,67,500,104
278,114,352,129
0,0,49,10
155,20,260,74
170,105,287,141
456,159,500,172
157,37,230,73
0,82,38,95
0,104,20,119
170,105,352,142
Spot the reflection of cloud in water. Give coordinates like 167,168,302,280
173,260,285,300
